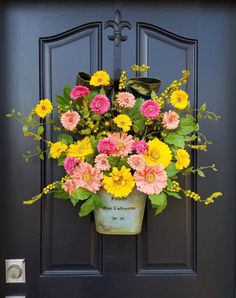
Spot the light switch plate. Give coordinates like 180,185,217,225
5,259,26,283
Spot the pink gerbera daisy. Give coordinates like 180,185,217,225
97,138,117,155
128,155,146,171
60,111,80,131
132,140,148,154
134,164,167,194
64,157,78,174
71,162,103,193
109,132,134,156
90,95,110,114
70,85,90,100
162,110,180,130
95,154,110,171
63,179,75,195
116,92,136,108
140,100,160,119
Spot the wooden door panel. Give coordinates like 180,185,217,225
40,22,102,276
136,22,197,275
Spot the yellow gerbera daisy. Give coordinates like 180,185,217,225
50,142,68,159
175,149,190,170
144,138,172,169
67,137,93,160
35,98,53,118
103,166,135,198
170,89,189,110
113,114,132,132
90,70,110,87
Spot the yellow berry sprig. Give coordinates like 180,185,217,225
158,70,190,104
130,64,150,73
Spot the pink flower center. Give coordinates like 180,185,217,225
68,117,73,122
148,106,154,112
97,100,103,107
83,173,92,182
146,174,155,183
117,141,125,149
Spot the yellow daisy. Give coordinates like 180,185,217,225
175,149,190,170
67,137,93,160
113,114,132,132
170,89,189,110
90,70,110,87
50,142,68,159
103,166,135,198
35,99,53,118
144,138,172,169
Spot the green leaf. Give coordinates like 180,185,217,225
55,95,71,111
54,190,70,200
91,194,103,208
57,133,73,146
58,155,66,166
133,97,144,117
80,128,92,135
64,84,72,98
164,132,185,148
166,162,179,177
47,117,55,124
99,87,106,95
165,190,182,199
5,113,13,118
200,103,207,112
117,157,129,169
79,196,96,217
92,114,101,121
133,118,145,133
37,125,44,136
149,192,168,215
22,125,28,133
108,156,120,168
39,152,45,160
198,170,205,177
70,188,92,206
151,90,157,99
176,117,196,135
148,192,167,206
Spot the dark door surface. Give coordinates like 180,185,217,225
0,1,235,298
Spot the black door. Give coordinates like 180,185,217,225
1,1,235,297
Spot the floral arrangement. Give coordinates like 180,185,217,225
7,65,222,217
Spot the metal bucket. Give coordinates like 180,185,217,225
94,188,146,235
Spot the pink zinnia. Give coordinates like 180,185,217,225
109,132,133,156
95,154,110,171
116,92,136,108
70,85,90,100
71,162,103,193
60,110,80,131
162,110,180,130
63,179,75,195
134,164,167,195
140,100,160,119
64,157,78,174
132,140,148,154
90,95,110,114
128,155,146,171
97,138,116,155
